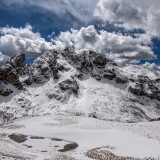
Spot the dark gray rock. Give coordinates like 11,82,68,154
92,54,107,68
5,53,25,68
22,77,33,85
150,117,160,121
59,78,79,95
103,69,116,80
115,75,128,84
128,82,146,96
0,110,14,123
0,81,13,96
0,54,25,91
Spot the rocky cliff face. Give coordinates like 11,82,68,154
0,54,25,96
0,48,160,123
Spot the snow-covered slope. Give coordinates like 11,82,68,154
1,114,160,160
0,48,160,123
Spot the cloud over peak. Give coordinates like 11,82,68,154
0,25,53,65
52,25,156,64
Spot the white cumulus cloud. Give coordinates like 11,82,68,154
52,25,156,64
0,25,53,64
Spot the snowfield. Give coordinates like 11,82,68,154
0,49,160,159
0,114,160,160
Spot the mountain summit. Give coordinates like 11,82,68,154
0,48,160,124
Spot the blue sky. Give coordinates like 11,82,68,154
0,0,83,39
0,0,159,66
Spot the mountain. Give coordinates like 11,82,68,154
0,48,160,124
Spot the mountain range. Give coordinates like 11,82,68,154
0,48,160,124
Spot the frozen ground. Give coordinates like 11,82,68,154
0,113,160,160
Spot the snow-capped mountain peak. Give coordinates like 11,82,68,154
0,48,160,124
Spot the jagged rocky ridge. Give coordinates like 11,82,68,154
0,48,160,123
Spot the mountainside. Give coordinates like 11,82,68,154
0,48,160,124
